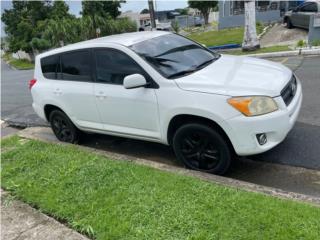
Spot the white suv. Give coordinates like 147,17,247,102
30,31,302,175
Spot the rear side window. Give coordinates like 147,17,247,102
61,50,92,81
95,49,144,85
41,55,59,79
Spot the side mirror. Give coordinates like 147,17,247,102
123,74,147,89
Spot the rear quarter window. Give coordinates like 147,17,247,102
40,55,60,79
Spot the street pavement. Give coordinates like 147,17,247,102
1,56,320,171
1,60,46,126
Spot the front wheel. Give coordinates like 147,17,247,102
172,123,232,175
49,110,80,143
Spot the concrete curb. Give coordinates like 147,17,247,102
243,48,320,58
17,127,320,207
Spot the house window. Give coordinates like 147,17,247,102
230,1,278,15
230,1,244,15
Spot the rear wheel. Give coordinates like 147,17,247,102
172,123,232,175
49,110,80,143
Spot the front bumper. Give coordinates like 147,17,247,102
225,78,302,156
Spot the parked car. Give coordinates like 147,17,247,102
284,0,320,29
30,31,302,175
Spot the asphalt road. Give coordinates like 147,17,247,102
1,56,320,171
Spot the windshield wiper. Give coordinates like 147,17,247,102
195,58,214,70
167,69,197,79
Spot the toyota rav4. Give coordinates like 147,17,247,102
30,31,302,175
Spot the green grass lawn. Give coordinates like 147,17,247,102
188,27,244,47
226,45,291,56
2,52,34,70
2,136,320,240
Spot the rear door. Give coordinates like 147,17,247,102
93,48,160,140
50,50,101,129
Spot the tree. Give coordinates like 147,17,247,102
82,1,124,19
140,8,149,14
242,0,260,51
175,8,189,15
2,1,52,53
188,1,217,25
50,0,73,20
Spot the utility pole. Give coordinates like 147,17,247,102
148,0,156,29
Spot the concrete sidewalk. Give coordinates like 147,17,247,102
1,190,89,240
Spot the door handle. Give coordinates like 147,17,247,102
95,91,107,100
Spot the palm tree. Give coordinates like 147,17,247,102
242,0,260,51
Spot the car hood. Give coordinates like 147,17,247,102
174,54,292,97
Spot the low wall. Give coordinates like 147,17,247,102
309,14,320,44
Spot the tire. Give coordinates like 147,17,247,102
172,123,232,175
285,18,293,29
49,110,80,143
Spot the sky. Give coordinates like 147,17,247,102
1,0,188,36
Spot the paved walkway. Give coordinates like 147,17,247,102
260,23,308,47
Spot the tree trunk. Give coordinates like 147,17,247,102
203,11,209,25
242,0,260,51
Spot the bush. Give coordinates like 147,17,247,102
30,38,51,51
256,21,264,34
311,39,320,47
297,40,306,48
171,20,180,33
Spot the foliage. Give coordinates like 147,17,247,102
43,16,136,47
30,38,51,51
297,40,306,48
256,21,264,35
82,0,124,20
140,8,149,14
2,0,135,53
171,20,180,33
1,0,73,53
1,53,34,70
311,39,320,47
188,1,218,24
2,136,320,240
175,8,189,15
50,0,71,20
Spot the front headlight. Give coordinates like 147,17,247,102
227,96,278,117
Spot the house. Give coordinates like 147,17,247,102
218,1,304,29
119,11,151,29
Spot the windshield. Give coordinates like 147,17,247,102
129,34,220,79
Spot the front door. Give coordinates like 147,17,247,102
93,48,161,140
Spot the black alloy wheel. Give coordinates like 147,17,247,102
49,110,80,143
173,123,232,175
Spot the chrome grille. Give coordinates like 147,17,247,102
281,75,297,106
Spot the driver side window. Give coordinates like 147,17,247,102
94,49,145,85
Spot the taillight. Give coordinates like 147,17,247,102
29,79,37,90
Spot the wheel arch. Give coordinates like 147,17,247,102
166,114,235,154
44,104,66,122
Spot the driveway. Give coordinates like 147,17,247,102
1,56,320,171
